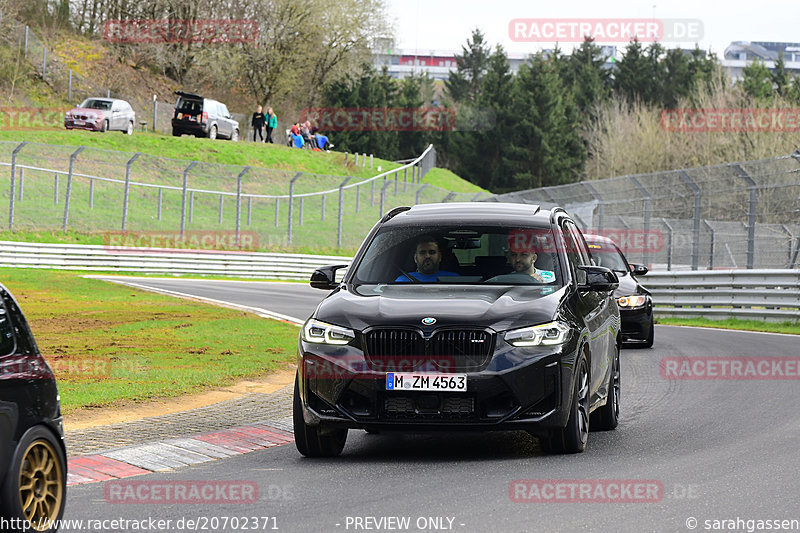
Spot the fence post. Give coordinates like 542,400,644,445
287,172,302,244
121,152,141,230
68,69,72,102
583,182,603,230
235,167,249,247
18,169,23,202
732,164,757,269
630,176,651,266
321,195,326,221
370,180,375,206
678,171,701,270
403,167,408,192
702,219,714,270
780,225,793,266
157,189,162,220
415,183,429,204
362,153,367,168
299,197,304,226
180,161,197,237
337,177,351,248
247,197,252,226
355,184,360,212
62,146,86,232
89,179,94,209
275,198,280,227
394,171,398,195
54,174,59,205
152,96,158,135
189,192,194,222
661,218,674,271
218,195,224,224
9,141,28,231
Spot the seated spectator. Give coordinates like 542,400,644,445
291,132,305,148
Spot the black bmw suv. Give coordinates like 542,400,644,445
0,284,66,532
294,203,621,456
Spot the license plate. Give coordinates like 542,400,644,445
74,120,84,125
386,373,467,392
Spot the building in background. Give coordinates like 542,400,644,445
722,41,800,80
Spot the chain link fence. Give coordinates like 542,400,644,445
0,141,491,251
490,154,800,270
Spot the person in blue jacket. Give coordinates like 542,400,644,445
395,236,459,282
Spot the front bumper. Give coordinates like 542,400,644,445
296,339,580,435
620,304,652,341
65,119,101,131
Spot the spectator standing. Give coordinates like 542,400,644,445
251,105,265,142
265,107,277,143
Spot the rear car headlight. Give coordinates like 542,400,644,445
618,295,647,308
504,321,571,347
302,319,355,345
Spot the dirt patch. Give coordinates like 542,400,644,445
64,366,297,431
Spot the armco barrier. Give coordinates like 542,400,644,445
645,269,800,321
0,241,350,280
1,241,797,320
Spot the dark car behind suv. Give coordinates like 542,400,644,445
171,91,239,141
584,234,654,348
295,203,621,457
0,284,66,532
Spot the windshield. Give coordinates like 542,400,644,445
80,99,112,110
587,242,628,272
352,224,562,286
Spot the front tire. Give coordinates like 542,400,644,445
542,356,589,454
0,426,67,532
293,377,347,457
231,129,239,142
208,125,217,140
125,121,133,135
100,119,108,132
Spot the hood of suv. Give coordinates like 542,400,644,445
315,284,567,333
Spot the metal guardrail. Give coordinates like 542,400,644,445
0,241,350,280
645,270,800,321
2,242,797,320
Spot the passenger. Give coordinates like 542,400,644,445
395,236,459,282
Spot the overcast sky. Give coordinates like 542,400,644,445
384,0,800,57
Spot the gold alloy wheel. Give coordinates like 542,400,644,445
18,439,64,531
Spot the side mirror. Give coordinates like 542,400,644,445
310,264,349,290
629,263,648,276
577,265,619,292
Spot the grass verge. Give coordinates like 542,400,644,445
1,268,300,413
656,317,800,335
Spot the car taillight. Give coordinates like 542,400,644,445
202,111,208,123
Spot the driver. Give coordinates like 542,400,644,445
395,236,459,282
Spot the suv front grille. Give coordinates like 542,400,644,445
363,328,494,372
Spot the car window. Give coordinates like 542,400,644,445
0,304,16,357
81,99,112,110
351,224,561,287
220,104,230,117
587,242,628,271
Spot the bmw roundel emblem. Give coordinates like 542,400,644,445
421,317,437,325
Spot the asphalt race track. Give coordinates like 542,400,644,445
62,278,800,533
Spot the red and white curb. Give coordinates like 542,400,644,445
67,424,294,486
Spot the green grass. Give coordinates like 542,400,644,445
0,131,489,254
1,268,300,412
657,317,800,335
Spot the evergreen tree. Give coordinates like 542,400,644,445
565,38,611,116
613,40,664,105
503,54,584,191
444,29,491,104
771,52,790,97
661,48,692,108
741,60,774,100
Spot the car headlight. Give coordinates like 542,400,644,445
302,319,355,345
65,113,71,119
504,321,571,347
618,295,647,308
